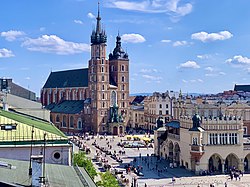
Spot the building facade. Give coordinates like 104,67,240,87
41,4,129,135
154,113,250,174
144,92,173,131
155,95,250,174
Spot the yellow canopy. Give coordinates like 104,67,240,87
141,137,151,141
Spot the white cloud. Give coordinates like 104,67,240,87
74,20,83,25
219,72,226,75
226,55,250,65
25,77,31,80
191,31,233,42
205,67,214,72
1,30,26,41
182,79,203,83
121,33,146,43
205,72,225,77
140,68,158,73
22,35,90,55
142,74,162,81
173,40,188,47
161,39,171,43
179,61,200,69
197,54,210,59
87,12,95,19
0,48,14,58
106,0,193,19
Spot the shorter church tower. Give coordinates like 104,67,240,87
109,33,129,126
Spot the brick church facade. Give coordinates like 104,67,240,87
41,4,129,135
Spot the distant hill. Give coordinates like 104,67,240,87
130,92,204,97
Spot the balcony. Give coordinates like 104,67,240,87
190,145,204,152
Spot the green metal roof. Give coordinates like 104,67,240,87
0,158,86,187
43,68,89,89
49,100,85,114
0,110,67,144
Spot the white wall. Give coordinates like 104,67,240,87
0,144,72,166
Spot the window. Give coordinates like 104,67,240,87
122,84,125,91
166,104,169,108
70,116,74,128
159,110,162,115
53,152,61,160
111,65,115,72
121,65,125,71
101,66,104,73
56,115,60,122
192,137,198,145
244,127,248,135
102,75,105,81
102,85,105,91
121,76,125,82
209,133,237,145
111,91,117,106
122,102,125,108
62,115,66,127
159,104,162,108
166,110,169,115
102,93,105,100
102,102,105,108
122,93,125,100
77,118,82,129
101,58,104,64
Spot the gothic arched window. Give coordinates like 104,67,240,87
111,91,117,107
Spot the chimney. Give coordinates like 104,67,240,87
31,155,43,187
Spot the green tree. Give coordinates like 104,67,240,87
97,171,119,187
73,151,97,179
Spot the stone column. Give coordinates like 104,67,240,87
222,159,225,173
239,159,244,172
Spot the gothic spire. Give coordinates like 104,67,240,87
96,1,101,34
90,2,107,45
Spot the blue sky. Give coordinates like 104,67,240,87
0,0,250,96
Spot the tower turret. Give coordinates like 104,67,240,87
91,2,107,45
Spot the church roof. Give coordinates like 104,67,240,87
234,84,250,92
48,100,85,114
43,68,88,89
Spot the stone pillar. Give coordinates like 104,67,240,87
222,160,225,173
239,159,244,172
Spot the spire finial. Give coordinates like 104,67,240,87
96,1,101,33
98,1,100,18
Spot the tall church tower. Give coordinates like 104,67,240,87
109,34,130,126
88,3,110,133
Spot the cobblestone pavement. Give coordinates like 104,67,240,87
73,135,250,187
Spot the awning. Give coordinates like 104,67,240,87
165,121,180,129
141,137,151,142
